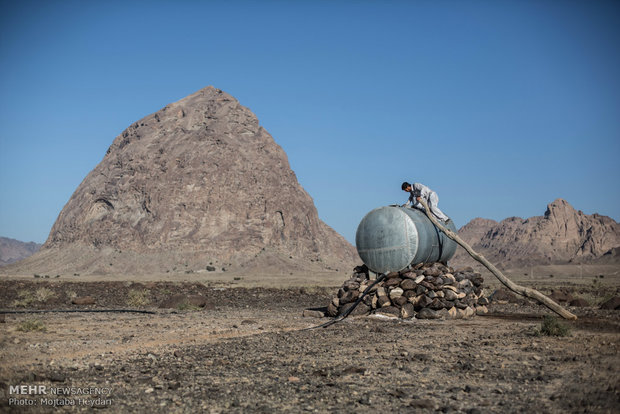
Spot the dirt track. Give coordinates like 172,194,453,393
1,280,619,413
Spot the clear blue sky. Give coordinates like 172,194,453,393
1,0,619,245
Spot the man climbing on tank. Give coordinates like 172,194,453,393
401,181,451,223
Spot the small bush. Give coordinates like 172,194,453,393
176,302,202,311
13,287,56,307
127,289,151,307
17,318,47,332
535,315,571,337
35,287,55,302
12,290,35,307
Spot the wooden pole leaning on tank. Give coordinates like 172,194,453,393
416,198,577,320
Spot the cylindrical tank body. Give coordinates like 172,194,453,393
355,206,457,274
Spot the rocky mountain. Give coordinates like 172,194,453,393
4,86,358,275
0,237,41,266
452,199,620,268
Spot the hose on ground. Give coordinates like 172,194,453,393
0,309,156,315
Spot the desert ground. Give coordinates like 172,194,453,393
0,264,618,413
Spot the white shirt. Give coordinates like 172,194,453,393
404,182,433,207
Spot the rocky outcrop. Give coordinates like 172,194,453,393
456,218,498,246
4,86,358,275
453,199,620,268
0,237,41,266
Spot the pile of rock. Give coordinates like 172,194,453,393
327,263,489,320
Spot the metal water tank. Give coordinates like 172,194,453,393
355,206,457,274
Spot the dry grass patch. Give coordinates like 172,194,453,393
35,287,55,302
17,318,47,332
12,287,56,307
176,302,202,311
127,289,151,307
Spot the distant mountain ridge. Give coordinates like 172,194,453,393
452,199,620,268
0,237,41,266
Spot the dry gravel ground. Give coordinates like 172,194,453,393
0,274,618,413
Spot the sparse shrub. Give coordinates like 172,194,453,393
12,290,35,307
176,302,202,311
127,289,151,307
12,288,55,307
596,292,616,307
578,291,614,307
17,318,47,332
535,316,571,337
35,287,55,302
